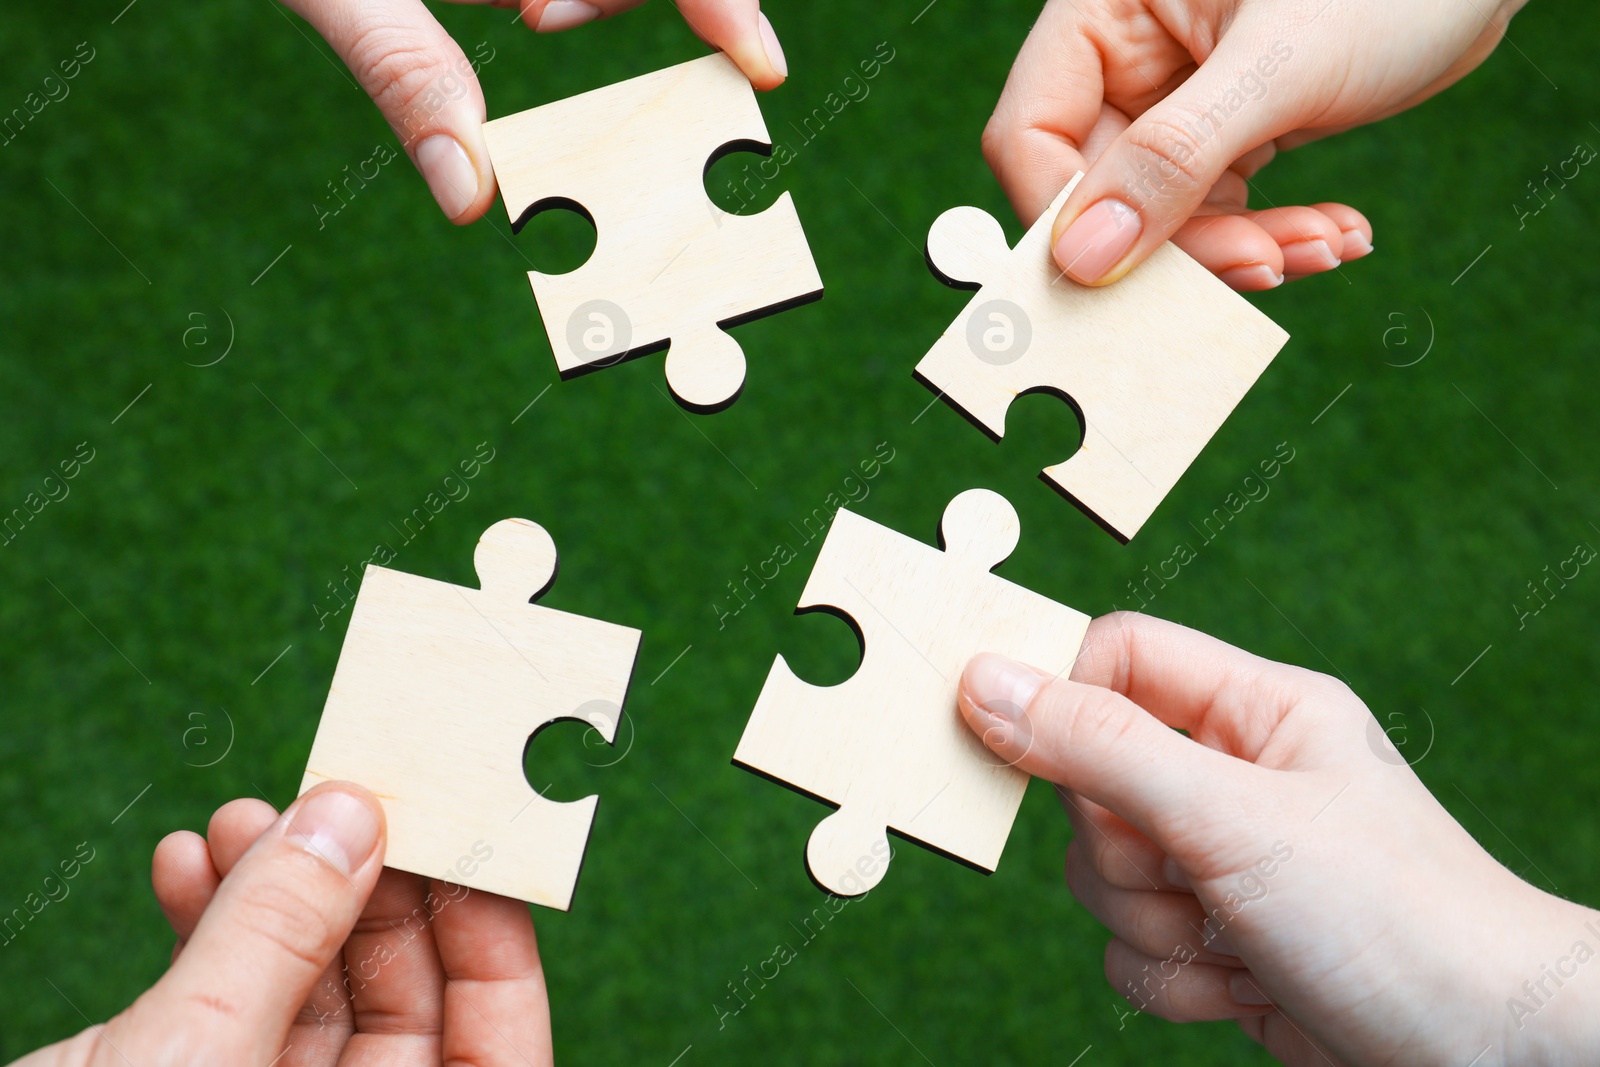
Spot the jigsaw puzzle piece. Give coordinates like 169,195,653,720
301,518,641,911
734,490,1089,897
915,176,1289,541
483,53,823,411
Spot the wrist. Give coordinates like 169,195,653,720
1489,889,1600,1066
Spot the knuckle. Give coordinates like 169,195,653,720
1078,824,1114,876
979,105,1071,193
1316,673,1358,704
345,21,466,126
1122,115,1212,199
1063,839,1094,894
183,990,243,1023
1062,687,1141,754
979,114,1010,173
1124,893,1175,956
1077,821,1142,889
231,875,342,974
1275,662,1359,710
1161,975,1219,1023
1076,613,1138,685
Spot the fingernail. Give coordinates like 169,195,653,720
757,12,787,78
1053,199,1141,284
1230,972,1273,1006
1281,237,1340,274
1161,856,1192,891
1340,229,1373,260
536,0,601,32
287,788,380,877
966,653,1043,724
416,135,479,221
1217,264,1284,291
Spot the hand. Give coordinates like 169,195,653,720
11,783,551,1067
981,0,1527,289
958,613,1600,1066
281,0,789,223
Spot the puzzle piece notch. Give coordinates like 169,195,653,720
801,488,1023,895
522,699,626,802
916,174,1289,541
301,518,640,911
506,195,600,281
736,489,1090,898
482,53,823,412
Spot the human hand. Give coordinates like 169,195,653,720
11,782,551,1067
280,0,788,223
981,0,1528,289
958,613,1600,1066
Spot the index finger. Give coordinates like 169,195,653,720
1070,612,1321,757
981,0,1105,225
435,882,553,1067
504,0,787,90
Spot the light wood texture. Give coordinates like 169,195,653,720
483,53,823,412
734,489,1089,897
915,175,1289,541
300,518,641,911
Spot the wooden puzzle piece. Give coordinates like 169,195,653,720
914,175,1290,541
300,518,641,910
483,53,824,412
733,489,1089,897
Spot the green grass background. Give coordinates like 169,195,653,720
2,0,1597,1062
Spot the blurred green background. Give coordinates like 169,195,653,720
2,0,1597,1062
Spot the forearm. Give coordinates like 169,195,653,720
1497,893,1600,1066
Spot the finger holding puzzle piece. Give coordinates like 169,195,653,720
915,174,1290,541
483,53,824,412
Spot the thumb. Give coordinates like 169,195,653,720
140,783,385,1058
282,0,495,223
518,0,787,89
1048,33,1303,285
958,652,1253,843
670,0,788,90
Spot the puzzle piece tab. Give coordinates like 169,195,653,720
300,518,641,910
734,489,1089,896
483,53,824,412
915,175,1289,541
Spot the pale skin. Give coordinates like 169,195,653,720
7,3,1565,1063
289,0,1526,289
276,0,788,224
957,613,1600,1066
983,0,1530,289
14,616,1596,1067
11,783,553,1067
